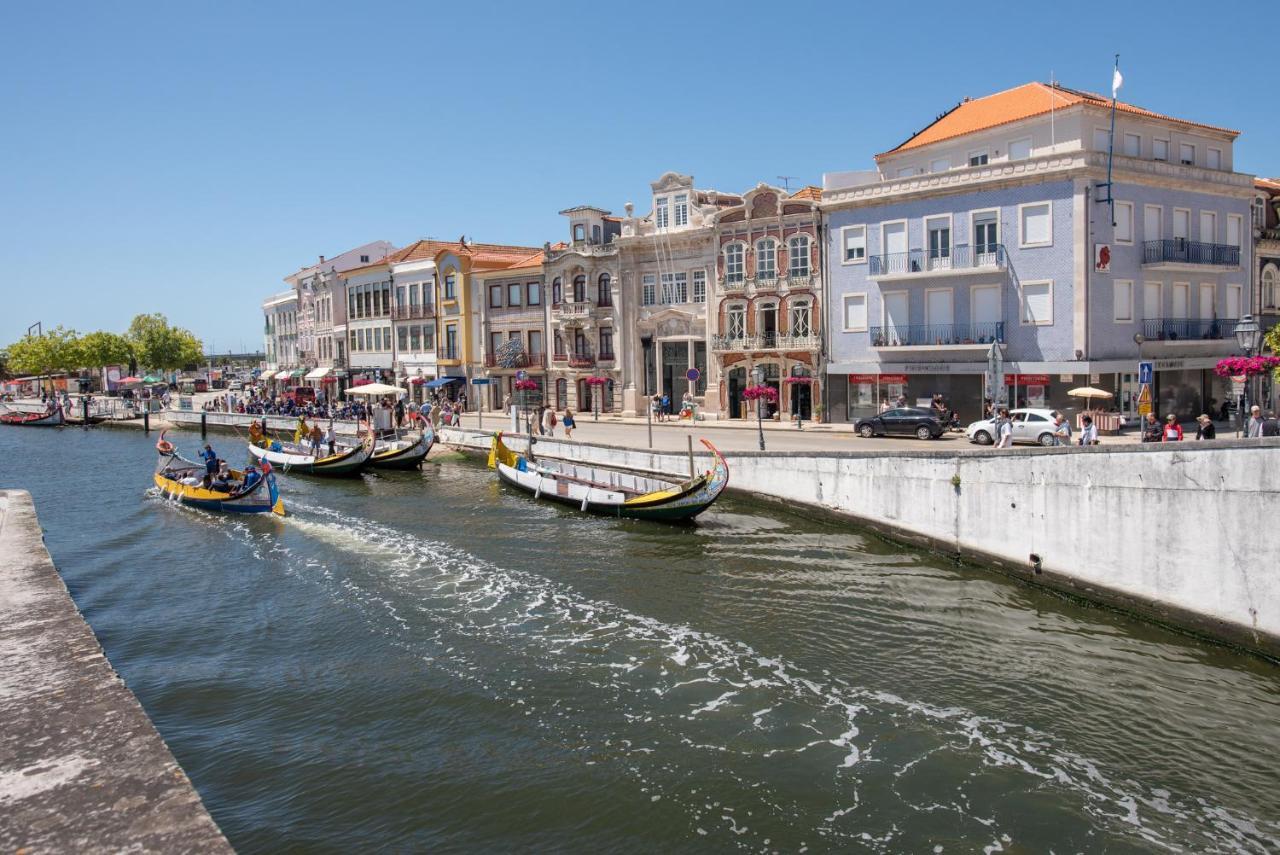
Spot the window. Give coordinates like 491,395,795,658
1180,142,1195,166
1123,133,1141,157
599,328,614,358
597,274,611,307
1143,282,1163,320
1173,208,1190,241
444,273,457,300
1093,127,1111,151
726,304,746,338
554,332,565,357
1263,266,1278,309
551,277,562,305
1227,284,1242,320
1153,138,1169,161
756,239,777,280
660,272,686,304
572,275,586,302
972,210,1000,257
1254,197,1268,232
360,255,369,263
655,196,669,230
895,166,918,178
528,330,543,356
1144,205,1163,242
1200,211,1217,244
1008,138,1032,161
789,235,811,277
724,244,745,282
930,157,951,173
573,224,585,241
789,299,812,337
1207,148,1222,170
673,193,688,227
444,325,458,359
1115,201,1134,244
841,226,866,263
1019,202,1053,247
1021,281,1053,325
925,215,951,266
489,284,502,308
409,326,421,351
692,270,706,302
507,282,522,307
349,330,357,352
592,225,601,244
642,274,656,305
423,325,435,350
527,281,541,306
1227,214,1243,252
1114,280,1134,322
843,294,867,331
968,151,989,167
398,327,408,351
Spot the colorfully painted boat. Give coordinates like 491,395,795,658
370,424,434,470
0,403,64,426
487,432,728,522
247,431,375,477
154,444,285,516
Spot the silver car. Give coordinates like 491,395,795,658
966,407,1060,447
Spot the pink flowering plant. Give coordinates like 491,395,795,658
783,376,814,385
1213,356,1280,378
741,384,778,402
584,375,608,386
513,379,539,391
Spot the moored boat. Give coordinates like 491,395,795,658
154,438,285,516
247,430,375,477
0,403,64,426
487,432,728,522
370,424,434,470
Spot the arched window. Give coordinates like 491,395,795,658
573,275,586,303
756,238,778,281
724,244,745,283
788,235,811,278
1264,265,1278,309
789,298,813,338
597,273,612,307
725,303,747,340
552,277,562,305
758,300,779,346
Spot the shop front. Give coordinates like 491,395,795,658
843,367,985,423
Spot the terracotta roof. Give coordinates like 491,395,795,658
789,185,823,201
878,82,1240,160
389,239,462,264
1256,177,1280,192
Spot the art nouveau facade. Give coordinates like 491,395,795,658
710,184,823,420
475,249,549,409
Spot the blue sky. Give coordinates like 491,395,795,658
1,1,1273,351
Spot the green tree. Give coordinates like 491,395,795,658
5,327,82,376
77,331,134,369
126,313,204,371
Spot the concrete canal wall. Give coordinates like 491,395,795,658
441,428,1280,659
0,490,231,852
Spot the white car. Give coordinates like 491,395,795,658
966,408,1061,447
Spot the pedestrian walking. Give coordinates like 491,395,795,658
651,395,662,422
1194,414,1216,440
1078,415,1098,446
995,408,1014,448
1162,414,1183,442
661,393,670,421
1246,405,1264,437
1141,412,1163,443
562,407,576,439
1264,412,1280,437
541,406,557,437
1052,411,1072,446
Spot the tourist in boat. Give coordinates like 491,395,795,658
563,408,576,439
308,423,324,457
325,422,336,456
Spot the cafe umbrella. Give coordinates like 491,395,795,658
1066,386,1114,410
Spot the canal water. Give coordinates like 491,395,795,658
3,425,1278,853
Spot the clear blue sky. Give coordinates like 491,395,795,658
2,1,1273,352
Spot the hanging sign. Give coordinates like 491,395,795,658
1094,243,1112,273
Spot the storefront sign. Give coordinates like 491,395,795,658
1003,374,1051,385
1059,374,1074,383
1153,359,1185,371
848,373,909,384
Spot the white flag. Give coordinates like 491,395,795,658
1112,67,1124,97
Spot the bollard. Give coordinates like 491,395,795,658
201,411,207,438
687,434,695,478
143,408,150,433
82,397,89,429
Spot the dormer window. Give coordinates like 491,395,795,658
673,194,689,227
573,224,586,242
360,255,369,263
655,197,670,230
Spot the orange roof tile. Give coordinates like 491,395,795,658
789,185,822,201
1256,177,1280,192
878,82,1239,160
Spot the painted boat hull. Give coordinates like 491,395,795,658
247,435,374,476
370,426,434,470
1,406,64,426
153,469,285,515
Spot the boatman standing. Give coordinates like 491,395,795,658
199,443,219,476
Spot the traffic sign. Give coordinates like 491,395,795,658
1138,361,1153,385
686,367,700,382
1137,383,1152,416
516,369,528,381
471,378,491,385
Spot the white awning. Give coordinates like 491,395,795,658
274,370,293,380
304,367,330,380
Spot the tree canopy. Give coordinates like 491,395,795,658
77,331,134,369
5,326,83,376
125,313,204,371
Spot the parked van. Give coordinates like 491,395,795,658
284,385,316,404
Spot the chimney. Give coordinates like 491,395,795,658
318,255,325,264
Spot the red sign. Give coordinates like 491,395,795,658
1004,373,1051,385
849,374,909,384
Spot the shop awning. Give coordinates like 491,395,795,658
290,369,305,378
424,376,465,388
304,367,330,380
274,370,292,380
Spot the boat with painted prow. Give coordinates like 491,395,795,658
0,403,64,426
370,423,434,470
154,435,285,516
487,432,728,522
247,431,375,477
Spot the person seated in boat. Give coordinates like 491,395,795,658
201,473,214,490
180,472,202,486
269,438,283,452
248,419,264,446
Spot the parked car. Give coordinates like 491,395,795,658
855,407,945,440
966,408,1059,446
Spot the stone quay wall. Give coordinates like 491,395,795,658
0,489,231,852
441,428,1280,659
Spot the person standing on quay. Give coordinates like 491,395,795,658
1162,414,1183,442
995,408,1014,448
541,405,556,437
1052,411,1072,447
1195,414,1216,441
1078,415,1099,446
1264,412,1280,437
1141,412,1163,443
1246,405,1264,437
562,408,576,439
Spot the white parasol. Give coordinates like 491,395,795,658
1066,386,1114,410
343,383,408,398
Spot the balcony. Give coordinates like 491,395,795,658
869,321,1005,348
568,352,595,368
554,301,592,318
484,352,547,368
711,333,822,352
1141,318,1237,342
1143,240,1240,267
391,303,435,320
717,273,817,293
869,244,1007,279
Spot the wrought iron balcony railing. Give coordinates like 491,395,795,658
711,333,822,351
869,321,1005,348
391,303,435,320
554,301,593,318
568,352,596,368
869,244,1007,276
1143,240,1240,266
484,352,546,368
1141,318,1237,341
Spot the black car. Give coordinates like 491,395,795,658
854,407,944,440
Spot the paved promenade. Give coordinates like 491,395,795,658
0,490,230,853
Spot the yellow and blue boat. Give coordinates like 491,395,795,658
154,434,285,515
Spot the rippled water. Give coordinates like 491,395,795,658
3,425,1278,852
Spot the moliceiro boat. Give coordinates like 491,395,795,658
247,430,375,477
154,434,285,516
370,423,434,470
487,432,728,522
0,403,64,426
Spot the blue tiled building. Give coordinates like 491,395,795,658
822,82,1256,425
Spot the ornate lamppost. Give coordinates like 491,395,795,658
1233,315,1262,433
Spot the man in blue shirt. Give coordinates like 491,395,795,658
199,443,219,475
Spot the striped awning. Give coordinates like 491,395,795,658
304,367,330,380
273,370,292,380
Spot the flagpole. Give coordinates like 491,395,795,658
1105,54,1120,227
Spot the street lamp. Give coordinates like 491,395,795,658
753,365,766,451
1234,315,1262,433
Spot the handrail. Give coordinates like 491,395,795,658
869,321,1005,347
869,244,1007,276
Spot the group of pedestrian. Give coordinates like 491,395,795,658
1140,406,1280,443
532,405,576,439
